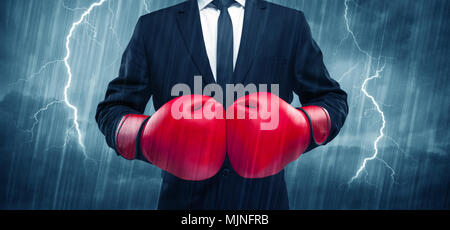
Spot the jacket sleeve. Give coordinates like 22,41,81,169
292,12,349,152
95,17,152,161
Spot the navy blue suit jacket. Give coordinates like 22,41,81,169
96,0,348,210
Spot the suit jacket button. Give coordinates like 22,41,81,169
222,168,231,177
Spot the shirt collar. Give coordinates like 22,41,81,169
198,0,246,11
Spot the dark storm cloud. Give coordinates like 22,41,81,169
0,92,161,209
0,0,15,90
287,146,450,209
345,0,446,56
349,0,450,76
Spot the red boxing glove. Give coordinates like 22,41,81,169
115,95,226,181
226,92,331,179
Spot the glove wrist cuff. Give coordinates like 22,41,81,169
115,114,150,160
298,106,331,145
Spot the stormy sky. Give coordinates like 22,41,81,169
0,0,449,209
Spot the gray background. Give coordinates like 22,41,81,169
0,0,449,209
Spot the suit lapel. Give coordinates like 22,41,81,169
233,0,267,84
176,0,215,85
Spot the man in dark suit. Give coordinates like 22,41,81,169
96,0,348,210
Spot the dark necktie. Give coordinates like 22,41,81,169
213,0,235,91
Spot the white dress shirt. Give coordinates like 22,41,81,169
198,0,246,81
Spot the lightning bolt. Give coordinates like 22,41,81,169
349,65,395,184
9,59,63,86
342,0,396,184
82,20,105,48
337,61,360,82
15,0,110,160
25,100,65,140
62,0,87,12
63,0,108,155
107,1,123,49
143,0,151,13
